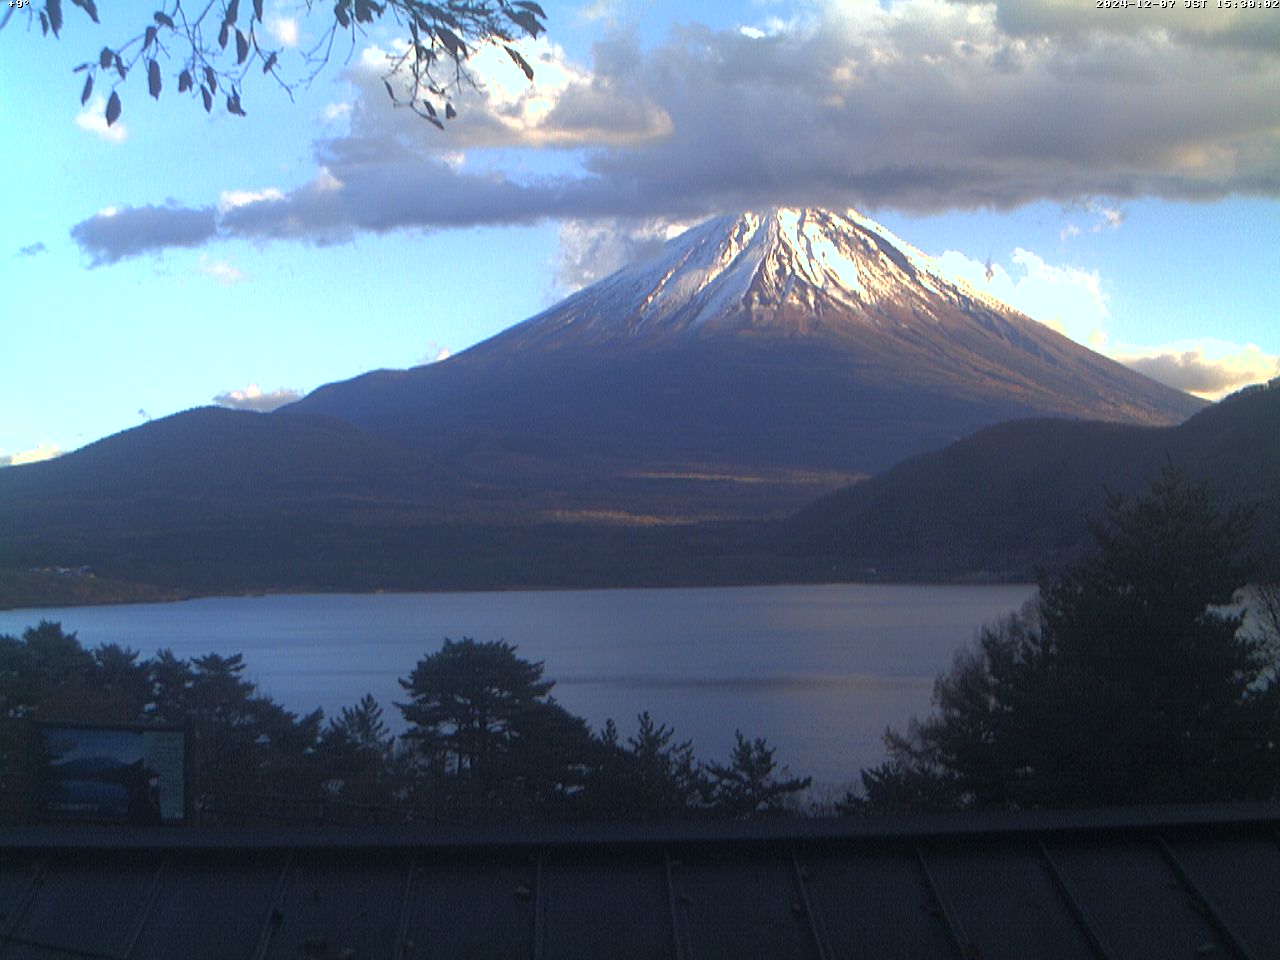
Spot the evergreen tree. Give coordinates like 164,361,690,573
857,467,1279,811
705,731,811,818
317,694,401,809
397,638,593,820
398,638,553,775
149,650,324,805
583,713,710,820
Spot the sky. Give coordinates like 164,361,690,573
3,0,1278,465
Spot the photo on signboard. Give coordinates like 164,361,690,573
36,724,185,825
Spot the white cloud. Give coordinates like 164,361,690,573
359,36,673,150
70,0,1280,261
218,189,285,213
266,16,299,47
554,217,698,291
198,256,248,285
936,245,1280,398
1094,206,1123,232
213,384,302,412
936,247,1110,348
577,0,624,25
1115,341,1280,400
0,442,62,467
414,343,452,366
1060,200,1125,240
322,101,353,125
75,96,127,143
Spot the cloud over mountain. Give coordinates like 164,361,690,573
69,0,1280,263
0,442,62,468
214,384,302,412
1117,343,1280,401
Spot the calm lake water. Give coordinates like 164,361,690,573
0,584,1036,790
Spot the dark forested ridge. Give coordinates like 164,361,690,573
1,382,1274,607
790,377,1280,580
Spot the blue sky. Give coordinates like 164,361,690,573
3,0,1278,465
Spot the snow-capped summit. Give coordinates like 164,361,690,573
500,208,1004,347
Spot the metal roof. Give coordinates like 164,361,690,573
1,804,1278,959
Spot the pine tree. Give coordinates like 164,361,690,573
705,731,811,818
857,466,1279,810
397,638,592,820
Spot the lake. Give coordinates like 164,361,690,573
0,584,1036,791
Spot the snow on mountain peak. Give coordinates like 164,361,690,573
512,207,1009,345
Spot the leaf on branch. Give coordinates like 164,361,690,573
105,90,121,126
422,99,436,118
40,12,48,35
80,72,93,105
227,92,247,116
236,29,249,65
383,79,395,102
148,58,162,99
205,65,217,93
99,47,114,69
437,26,464,58
508,10,542,38
114,53,127,79
70,0,98,24
425,113,443,130
73,63,91,72
201,85,213,112
512,0,546,17
424,4,459,29
252,0,263,22
178,69,192,92
219,20,229,49
445,101,456,120
226,0,239,26
504,45,533,81
262,52,276,73
144,26,157,50
45,0,62,36
334,1,349,28
154,11,175,28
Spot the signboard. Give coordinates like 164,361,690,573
35,723,187,824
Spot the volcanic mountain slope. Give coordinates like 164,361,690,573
287,209,1202,520
0,209,1218,603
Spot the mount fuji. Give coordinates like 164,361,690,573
285,208,1202,520
0,208,1215,600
